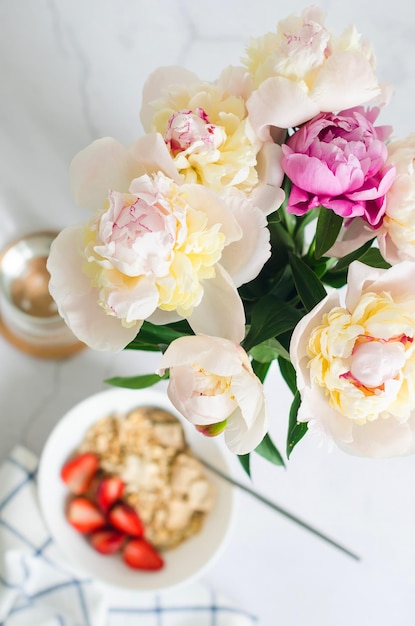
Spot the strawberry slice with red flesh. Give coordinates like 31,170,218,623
108,502,144,537
89,528,126,554
61,452,99,495
123,538,164,570
96,476,125,513
67,497,106,534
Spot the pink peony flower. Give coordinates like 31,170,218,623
158,334,268,454
281,107,396,227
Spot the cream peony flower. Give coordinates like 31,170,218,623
290,261,415,457
244,6,382,139
377,134,415,263
47,135,272,351
140,65,285,215
158,335,268,454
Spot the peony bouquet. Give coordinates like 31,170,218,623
47,6,415,469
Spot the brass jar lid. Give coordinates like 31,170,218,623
0,231,86,359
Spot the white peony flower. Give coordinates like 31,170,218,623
290,261,415,457
158,334,269,454
244,6,383,139
140,65,285,215
47,136,271,351
377,133,415,263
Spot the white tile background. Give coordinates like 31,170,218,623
1,1,415,624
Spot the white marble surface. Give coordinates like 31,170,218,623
1,1,415,624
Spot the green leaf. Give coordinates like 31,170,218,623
330,238,374,273
251,359,272,383
289,253,327,312
314,207,343,259
270,220,295,250
124,342,163,352
250,338,290,363
286,392,308,458
294,207,319,235
105,372,168,389
293,207,319,251
127,320,192,351
242,295,302,352
359,247,391,269
267,209,281,225
326,247,390,284
277,176,297,235
278,357,297,395
238,453,251,477
320,271,348,290
255,433,285,467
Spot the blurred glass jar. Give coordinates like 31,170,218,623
0,231,85,358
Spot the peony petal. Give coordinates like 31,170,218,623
285,185,315,215
216,65,253,101
166,366,236,425
311,51,381,112
183,393,237,425
377,228,406,265
158,334,244,377
283,153,345,196
181,184,242,244
187,264,246,343
344,261,385,311
128,133,183,183
69,137,143,212
249,142,286,216
224,400,268,454
106,275,160,324
231,371,266,429
47,226,140,351
346,260,415,313
140,66,200,131
343,416,415,458
216,65,254,101
250,182,285,217
290,291,340,393
147,308,183,326
327,217,375,258
247,77,320,140
346,170,394,201
219,195,270,287
297,385,354,445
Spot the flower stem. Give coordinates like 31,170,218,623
200,457,360,561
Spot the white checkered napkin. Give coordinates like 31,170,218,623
0,446,257,626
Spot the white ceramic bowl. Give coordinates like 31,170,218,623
38,387,235,592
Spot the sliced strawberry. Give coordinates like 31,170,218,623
89,528,126,555
96,476,125,513
123,538,164,570
67,497,106,534
108,502,144,537
61,452,99,495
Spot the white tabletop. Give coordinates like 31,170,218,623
1,1,415,624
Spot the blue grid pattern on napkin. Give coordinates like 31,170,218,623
0,446,258,626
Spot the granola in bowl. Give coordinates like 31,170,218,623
78,405,216,551
38,387,235,591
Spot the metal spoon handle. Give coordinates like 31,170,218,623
201,457,360,561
